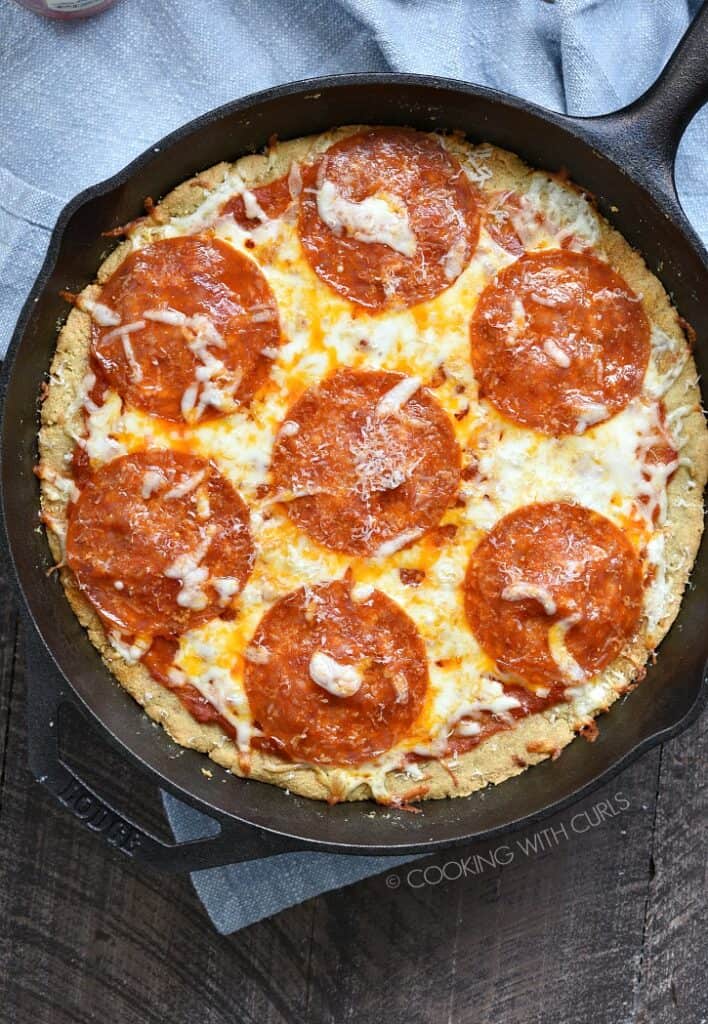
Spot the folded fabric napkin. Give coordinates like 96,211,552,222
162,793,424,933
2,0,706,933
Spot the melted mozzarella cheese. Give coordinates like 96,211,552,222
164,529,214,610
502,581,557,616
164,469,206,500
442,235,468,282
316,180,417,256
121,332,143,383
543,338,571,368
171,625,255,750
108,632,151,664
374,529,424,558
144,307,188,326
213,576,241,606
78,297,121,326
573,400,610,434
644,325,689,399
548,614,587,683
102,320,145,344
141,469,164,498
309,651,363,697
84,390,127,463
36,465,80,504
375,375,421,417
242,189,269,223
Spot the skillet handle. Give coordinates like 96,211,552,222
22,624,303,873
566,3,708,221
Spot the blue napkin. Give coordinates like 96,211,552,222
1,0,706,354
161,793,424,933
2,0,706,932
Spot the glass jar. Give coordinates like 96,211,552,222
13,0,119,18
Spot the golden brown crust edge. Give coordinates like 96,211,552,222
38,130,708,804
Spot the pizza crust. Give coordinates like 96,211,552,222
38,128,708,804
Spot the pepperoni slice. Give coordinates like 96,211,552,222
270,369,461,556
244,577,428,764
485,191,526,255
66,450,254,637
90,235,280,422
298,128,481,310
470,250,650,435
221,174,293,227
463,502,643,691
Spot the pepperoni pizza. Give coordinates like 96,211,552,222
38,127,707,805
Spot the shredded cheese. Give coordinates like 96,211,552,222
441,235,468,282
548,614,587,683
164,529,214,611
374,528,423,558
78,297,121,326
501,581,557,616
375,376,421,417
316,180,417,257
242,189,270,224
102,320,145,344
543,338,571,368
164,469,207,500
574,400,610,434
213,576,240,606
108,633,151,665
121,332,143,383
309,651,363,697
144,307,188,326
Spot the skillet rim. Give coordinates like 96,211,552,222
2,72,706,860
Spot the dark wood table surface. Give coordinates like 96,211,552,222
1,567,706,1024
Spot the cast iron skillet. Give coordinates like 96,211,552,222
1,9,707,872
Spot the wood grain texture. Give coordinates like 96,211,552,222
0,576,706,1024
633,712,707,1024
